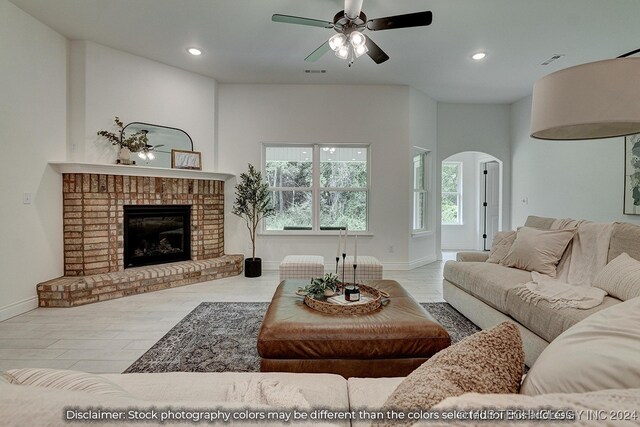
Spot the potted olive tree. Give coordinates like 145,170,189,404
232,164,276,277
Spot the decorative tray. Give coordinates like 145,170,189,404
302,284,388,315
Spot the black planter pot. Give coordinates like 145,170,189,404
244,257,262,278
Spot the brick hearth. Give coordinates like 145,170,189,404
37,167,243,307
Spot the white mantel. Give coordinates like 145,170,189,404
49,162,234,181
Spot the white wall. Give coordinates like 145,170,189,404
408,88,438,267
68,41,217,170
0,0,67,320
218,84,438,270
511,96,635,226
437,103,512,238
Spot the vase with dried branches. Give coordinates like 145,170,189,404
97,116,148,164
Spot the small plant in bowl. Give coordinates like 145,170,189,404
297,273,341,299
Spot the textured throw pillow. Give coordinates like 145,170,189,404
5,368,132,398
486,231,517,264
592,253,640,301
520,296,640,395
500,226,576,276
375,322,524,426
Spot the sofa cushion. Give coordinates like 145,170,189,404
486,230,516,264
500,227,576,276
521,296,640,396
608,222,640,262
348,377,404,427
505,286,620,343
103,372,349,410
443,261,532,312
523,215,555,230
376,322,524,426
593,253,640,301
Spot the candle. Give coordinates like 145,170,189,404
343,226,348,254
354,235,358,264
336,229,342,258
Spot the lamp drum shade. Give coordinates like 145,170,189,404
530,58,640,140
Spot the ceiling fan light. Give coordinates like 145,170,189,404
147,152,155,160
350,31,366,48
138,152,147,160
354,44,368,58
328,33,347,51
335,46,349,59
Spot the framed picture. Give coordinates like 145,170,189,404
171,149,202,170
624,133,640,214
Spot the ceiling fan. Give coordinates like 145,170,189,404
272,0,433,66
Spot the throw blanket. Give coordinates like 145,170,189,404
516,220,613,309
227,378,311,409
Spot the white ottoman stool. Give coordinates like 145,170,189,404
341,256,383,281
279,255,325,281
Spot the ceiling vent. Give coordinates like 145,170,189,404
305,69,327,74
541,54,565,66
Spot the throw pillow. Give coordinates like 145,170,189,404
5,368,132,398
500,226,576,276
520,296,640,395
375,322,524,426
486,230,517,264
592,253,640,301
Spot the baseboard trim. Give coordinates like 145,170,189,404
262,257,437,272
0,296,38,322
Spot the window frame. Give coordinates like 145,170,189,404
412,149,430,233
262,143,370,234
441,161,463,225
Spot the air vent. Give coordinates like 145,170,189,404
541,54,565,66
305,70,327,74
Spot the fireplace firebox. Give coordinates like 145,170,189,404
123,205,191,268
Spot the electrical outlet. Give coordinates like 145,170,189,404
521,197,529,205
23,193,32,205
388,245,395,253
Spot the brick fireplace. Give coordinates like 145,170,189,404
37,163,243,307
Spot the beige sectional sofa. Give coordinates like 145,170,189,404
443,215,636,366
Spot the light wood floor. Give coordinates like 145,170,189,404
0,254,454,373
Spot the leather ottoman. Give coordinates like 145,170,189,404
257,279,450,378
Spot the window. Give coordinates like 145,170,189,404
264,144,369,232
441,162,462,224
412,150,429,231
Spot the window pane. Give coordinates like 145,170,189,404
320,147,367,188
413,154,425,190
265,190,312,230
265,146,312,187
320,191,367,231
441,193,459,224
413,192,425,230
442,163,459,193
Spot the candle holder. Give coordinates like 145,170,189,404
353,263,358,286
341,253,346,284
335,256,340,275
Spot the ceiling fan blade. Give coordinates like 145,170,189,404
305,41,331,62
272,14,334,29
344,0,364,20
365,36,389,64
366,11,432,31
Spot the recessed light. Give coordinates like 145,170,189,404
187,48,202,56
302,151,307,154
472,52,486,61
357,151,362,154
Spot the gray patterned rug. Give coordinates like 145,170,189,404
123,302,480,373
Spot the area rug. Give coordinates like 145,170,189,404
123,302,480,374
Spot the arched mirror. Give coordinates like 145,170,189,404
121,122,193,168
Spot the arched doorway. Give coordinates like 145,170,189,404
441,152,503,251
